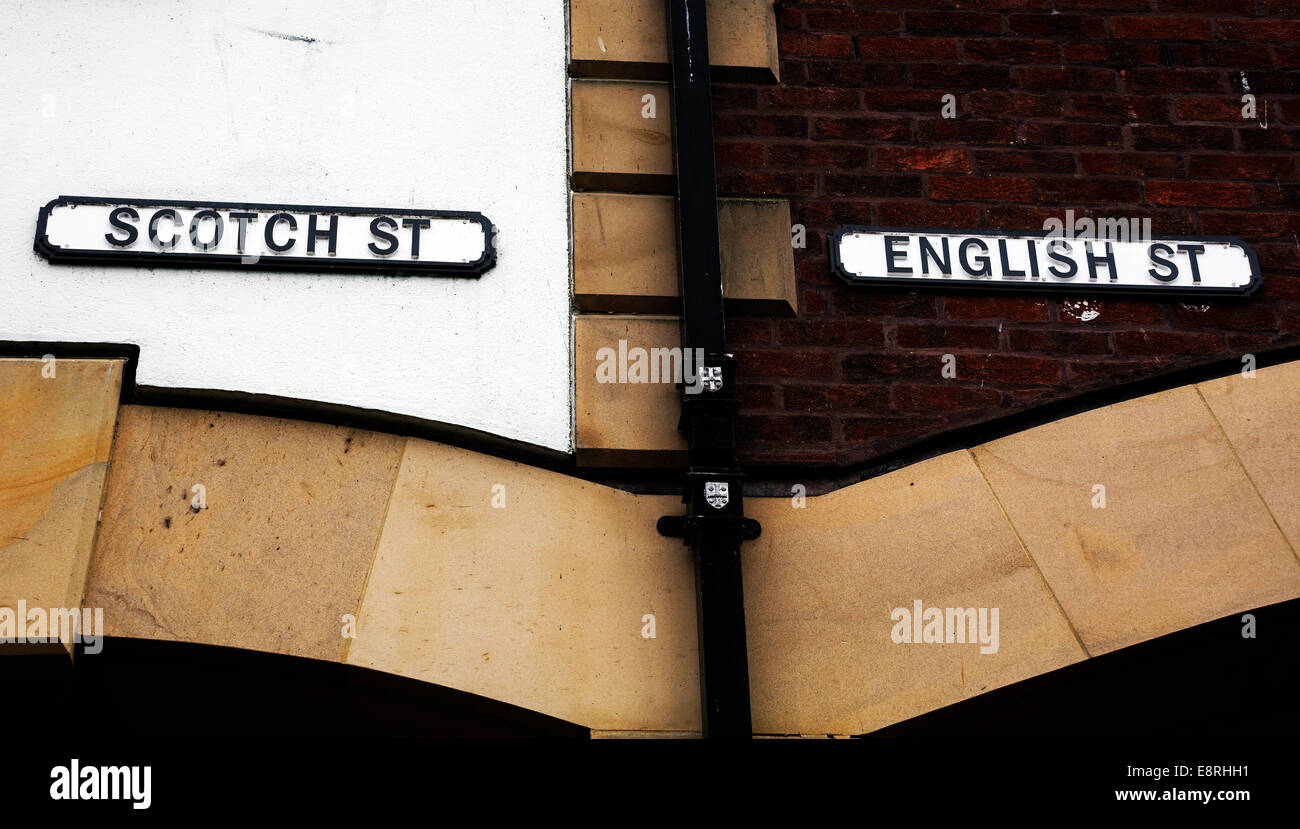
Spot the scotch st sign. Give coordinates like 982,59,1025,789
831,226,1260,296
35,196,496,276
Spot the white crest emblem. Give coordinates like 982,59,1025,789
704,481,729,509
700,366,724,392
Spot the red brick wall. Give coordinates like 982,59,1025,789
715,0,1300,467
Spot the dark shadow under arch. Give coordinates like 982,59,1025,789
866,596,1300,739
0,636,588,739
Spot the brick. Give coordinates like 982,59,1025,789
736,349,835,379
841,352,944,381
1069,95,1167,122
1254,243,1300,271
825,174,924,198
892,384,1004,412
716,142,766,167
946,296,1051,322
776,319,886,346
1168,304,1278,331
909,63,1012,89
802,61,908,87
783,384,890,412
728,319,774,346
736,414,833,443
905,11,1004,35
764,87,860,110
952,0,1051,8
812,116,910,142
1237,70,1300,96
1201,211,1300,236
1147,205,1208,229
1065,40,1162,66
917,117,1018,145
739,383,780,410
833,293,940,318
1132,124,1234,150
713,85,759,110
983,205,1069,230
1217,20,1300,42
894,324,1001,350
1058,300,1165,325
1209,43,1278,68
1079,152,1183,177
1124,69,1227,94
1259,275,1300,301
863,88,959,113
964,38,1061,64
1224,332,1294,351
875,147,972,173
930,176,1034,201
737,446,839,465
767,143,870,169
826,202,874,224
1008,12,1107,38
779,60,808,84
1054,0,1151,9
801,289,828,315
779,34,856,59
1283,306,1300,333
961,354,1062,385
1285,306,1300,333
715,114,808,138
1036,177,1142,204
842,416,942,444
1240,129,1300,152
973,150,1077,174
1022,121,1125,147
1157,0,1253,11
1018,66,1119,91
857,37,959,61
1113,330,1225,356
1111,17,1213,41
805,9,901,33
716,170,816,196
738,446,837,467
1259,0,1300,13
1007,328,1112,355
1174,96,1255,121
1277,45,1300,69
1146,180,1253,207
969,91,1065,117
1066,359,1168,383
875,202,981,226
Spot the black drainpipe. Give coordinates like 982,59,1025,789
656,0,762,739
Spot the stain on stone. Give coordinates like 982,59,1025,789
163,517,172,529
251,28,319,44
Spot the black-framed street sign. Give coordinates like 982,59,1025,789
830,226,1260,297
35,196,496,276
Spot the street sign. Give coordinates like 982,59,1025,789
35,196,495,276
831,226,1259,296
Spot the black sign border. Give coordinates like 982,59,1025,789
35,196,496,277
829,224,1261,298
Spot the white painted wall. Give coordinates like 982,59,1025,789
0,0,573,451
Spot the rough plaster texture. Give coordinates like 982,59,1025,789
0,0,572,451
